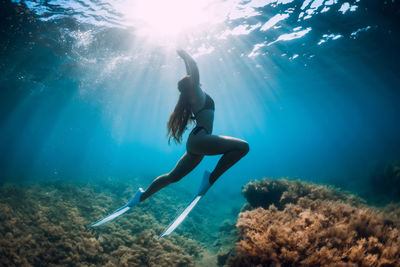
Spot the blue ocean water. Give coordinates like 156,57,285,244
1,0,399,194
1,0,400,265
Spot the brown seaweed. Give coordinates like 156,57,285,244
0,181,202,266
226,178,400,267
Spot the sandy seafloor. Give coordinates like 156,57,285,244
1,176,400,267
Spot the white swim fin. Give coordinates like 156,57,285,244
88,188,144,228
158,171,212,239
158,195,202,239
88,205,131,228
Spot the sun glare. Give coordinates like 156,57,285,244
124,0,225,42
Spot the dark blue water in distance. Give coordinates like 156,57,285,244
1,0,400,202
1,1,400,265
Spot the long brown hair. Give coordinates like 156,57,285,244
167,76,194,143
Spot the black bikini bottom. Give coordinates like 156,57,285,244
191,126,209,135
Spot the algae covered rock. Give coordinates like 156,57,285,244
242,178,364,210
225,178,400,267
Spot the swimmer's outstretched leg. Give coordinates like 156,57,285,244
89,152,203,228
140,152,204,202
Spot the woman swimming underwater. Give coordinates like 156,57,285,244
89,50,249,232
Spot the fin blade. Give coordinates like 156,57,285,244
159,195,202,239
88,206,130,228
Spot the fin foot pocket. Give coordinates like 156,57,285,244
197,170,212,196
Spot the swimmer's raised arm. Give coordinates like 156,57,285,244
177,49,200,87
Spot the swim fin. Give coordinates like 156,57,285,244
88,188,144,228
197,170,212,196
158,171,212,239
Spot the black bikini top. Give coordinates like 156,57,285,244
193,93,215,119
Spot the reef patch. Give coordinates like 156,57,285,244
225,178,400,267
0,181,202,266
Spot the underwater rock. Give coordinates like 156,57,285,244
226,178,400,267
242,178,364,210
